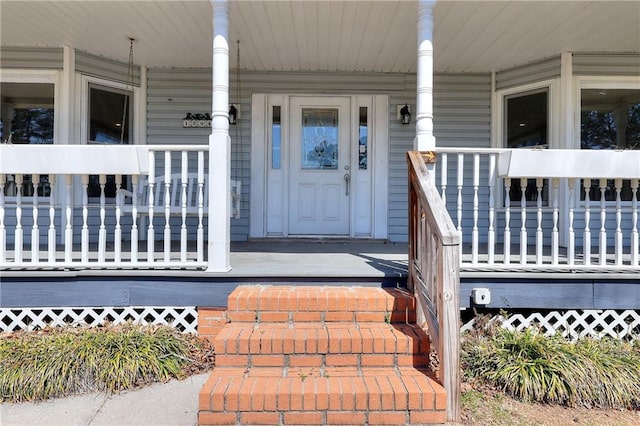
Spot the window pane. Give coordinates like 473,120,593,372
581,88,640,201
88,85,133,199
1,82,54,144
506,91,548,148
1,82,54,196
272,106,281,169
504,90,549,204
89,86,132,144
359,107,368,170
301,108,338,170
581,89,640,150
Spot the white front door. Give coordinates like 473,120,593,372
288,97,351,235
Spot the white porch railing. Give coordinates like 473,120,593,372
0,145,218,269
434,148,640,271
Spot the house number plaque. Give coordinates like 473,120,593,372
183,113,212,128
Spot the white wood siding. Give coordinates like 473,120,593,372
391,74,492,242
148,69,415,241
145,70,493,242
0,46,63,69
573,53,640,76
495,56,561,90
75,50,140,85
146,68,248,241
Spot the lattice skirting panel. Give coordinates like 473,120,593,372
1,307,198,333
462,310,640,341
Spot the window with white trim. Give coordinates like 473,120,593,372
1,81,54,197
86,83,134,199
580,85,640,201
504,88,550,204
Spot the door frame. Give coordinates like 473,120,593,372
250,93,389,239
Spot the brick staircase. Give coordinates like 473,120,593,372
198,285,446,425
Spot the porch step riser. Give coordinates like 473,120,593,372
199,371,446,425
215,354,430,368
227,286,416,321
214,324,430,356
227,310,416,323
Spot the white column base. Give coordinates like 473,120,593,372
207,133,231,272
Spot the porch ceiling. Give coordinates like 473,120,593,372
1,1,638,73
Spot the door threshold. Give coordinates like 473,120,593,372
249,237,388,244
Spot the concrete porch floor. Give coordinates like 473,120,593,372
226,240,408,279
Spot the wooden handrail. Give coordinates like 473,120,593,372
407,151,461,422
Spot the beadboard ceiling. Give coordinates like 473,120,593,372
1,1,639,73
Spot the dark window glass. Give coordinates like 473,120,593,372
88,85,133,199
581,88,640,201
504,90,549,204
1,82,54,196
89,85,132,144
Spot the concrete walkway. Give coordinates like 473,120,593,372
0,373,209,426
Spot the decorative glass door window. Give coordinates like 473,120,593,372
301,108,338,170
271,106,281,169
359,107,368,170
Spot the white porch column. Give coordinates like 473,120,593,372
415,0,436,155
208,0,231,272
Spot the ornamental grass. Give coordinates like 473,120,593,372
0,324,214,402
462,325,640,409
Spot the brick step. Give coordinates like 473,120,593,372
213,323,431,367
226,285,416,323
199,367,446,425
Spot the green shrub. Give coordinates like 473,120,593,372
462,327,640,409
0,324,214,402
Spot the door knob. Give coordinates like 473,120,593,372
344,173,351,196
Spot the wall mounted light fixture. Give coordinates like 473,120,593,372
228,104,238,125
399,103,411,125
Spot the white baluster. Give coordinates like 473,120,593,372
567,178,576,266
197,151,205,263
457,153,464,257
504,178,511,265
440,152,447,204
81,175,89,263
583,178,591,266
487,154,496,264
31,174,40,263
180,151,188,263
519,177,527,265
551,178,559,265
98,174,107,263
114,174,122,263
472,153,479,264
14,174,23,263
147,151,156,262
48,175,56,263
164,151,172,263
0,174,5,263
613,179,623,265
131,174,139,264
599,178,607,265
64,174,73,263
535,177,543,264
631,179,639,265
